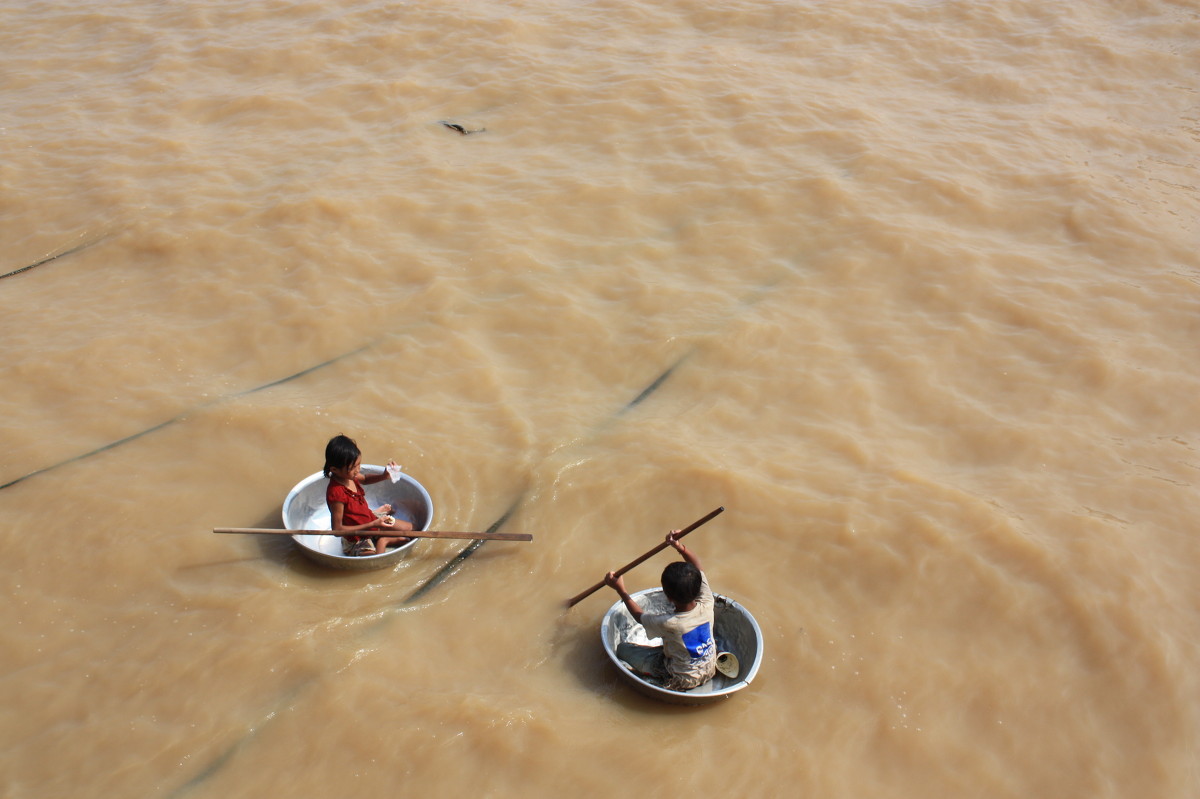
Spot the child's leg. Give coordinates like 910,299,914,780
376,516,413,548
615,642,667,679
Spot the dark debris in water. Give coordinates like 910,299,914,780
439,120,486,135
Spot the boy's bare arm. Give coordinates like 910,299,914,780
667,530,703,572
604,572,644,622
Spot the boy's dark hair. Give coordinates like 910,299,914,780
661,561,702,605
323,434,361,478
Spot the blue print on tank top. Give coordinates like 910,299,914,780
682,622,715,661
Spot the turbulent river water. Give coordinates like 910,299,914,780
2,1,1198,797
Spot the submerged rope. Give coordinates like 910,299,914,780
402,502,516,605
0,234,109,281
0,343,373,491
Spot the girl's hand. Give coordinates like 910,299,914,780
666,529,684,548
604,571,625,592
377,503,393,516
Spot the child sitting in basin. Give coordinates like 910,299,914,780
603,530,717,690
323,434,413,556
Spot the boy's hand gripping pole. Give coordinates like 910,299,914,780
565,506,724,608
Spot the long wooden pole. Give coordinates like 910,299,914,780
213,528,532,542
565,506,724,608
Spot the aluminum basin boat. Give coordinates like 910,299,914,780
600,588,763,705
281,467,434,571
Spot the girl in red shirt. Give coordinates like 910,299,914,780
324,434,413,556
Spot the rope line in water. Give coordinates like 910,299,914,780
0,234,110,281
403,499,519,605
621,356,686,414
0,343,374,491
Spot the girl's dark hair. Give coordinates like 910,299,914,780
661,561,702,605
323,434,361,478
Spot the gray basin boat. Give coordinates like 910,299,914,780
281,467,434,571
601,588,763,705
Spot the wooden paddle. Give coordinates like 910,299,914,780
565,506,724,608
213,528,532,542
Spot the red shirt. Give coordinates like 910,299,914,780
326,479,377,539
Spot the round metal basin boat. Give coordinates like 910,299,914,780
601,588,763,705
281,467,434,571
